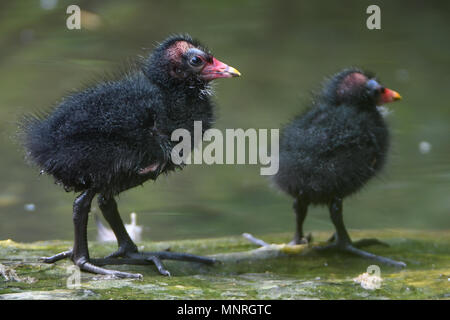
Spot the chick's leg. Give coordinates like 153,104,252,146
98,194,138,257
94,195,215,276
314,197,406,268
42,190,141,279
289,197,310,245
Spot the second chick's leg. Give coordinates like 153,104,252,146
289,197,310,245
315,197,406,268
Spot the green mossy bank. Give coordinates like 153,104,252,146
1,230,449,299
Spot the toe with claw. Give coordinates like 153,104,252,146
313,241,406,268
91,250,216,276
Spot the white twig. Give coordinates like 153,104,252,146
242,233,270,247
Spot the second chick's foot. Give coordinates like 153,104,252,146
313,240,406,268
326,233,389,248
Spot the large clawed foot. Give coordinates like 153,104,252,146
313,242,406,268
40,247,213,278
40,250,143,279
91,251,216,277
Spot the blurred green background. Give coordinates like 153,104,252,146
0,0,449,242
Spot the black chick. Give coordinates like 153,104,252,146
20,34,240,278
273,68,405,267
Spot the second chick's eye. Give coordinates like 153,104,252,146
189,56,203,67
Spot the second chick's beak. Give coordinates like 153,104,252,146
200,57,241,81
379,88,402,104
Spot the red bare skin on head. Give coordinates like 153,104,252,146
163,40,240,81
337,72,367,97
165,41,194,63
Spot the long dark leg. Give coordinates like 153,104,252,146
42,191,214,278
325,199,390,248
94,194,215,276
71,190,96,263
42,190,141,278
98,195,138,257
289,197,309,245
314,197,406,268
74,190,143,278
328,197,351,246
41,192,95,264
242,196,311,247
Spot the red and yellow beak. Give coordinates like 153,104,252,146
379,88,402,104
200,57,241,81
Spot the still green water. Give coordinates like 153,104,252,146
0,1,449,243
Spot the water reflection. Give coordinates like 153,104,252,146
0,1,449,242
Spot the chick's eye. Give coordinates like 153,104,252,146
189,56,203,66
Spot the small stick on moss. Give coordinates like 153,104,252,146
242,233,270,247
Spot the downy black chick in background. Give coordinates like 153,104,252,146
20,35,241,278
273,68,406,267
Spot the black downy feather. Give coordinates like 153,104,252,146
20,34,216,197
273,68,390,204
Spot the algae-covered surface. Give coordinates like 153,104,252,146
0,230,449,300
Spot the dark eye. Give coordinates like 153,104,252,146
189,56,203,67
